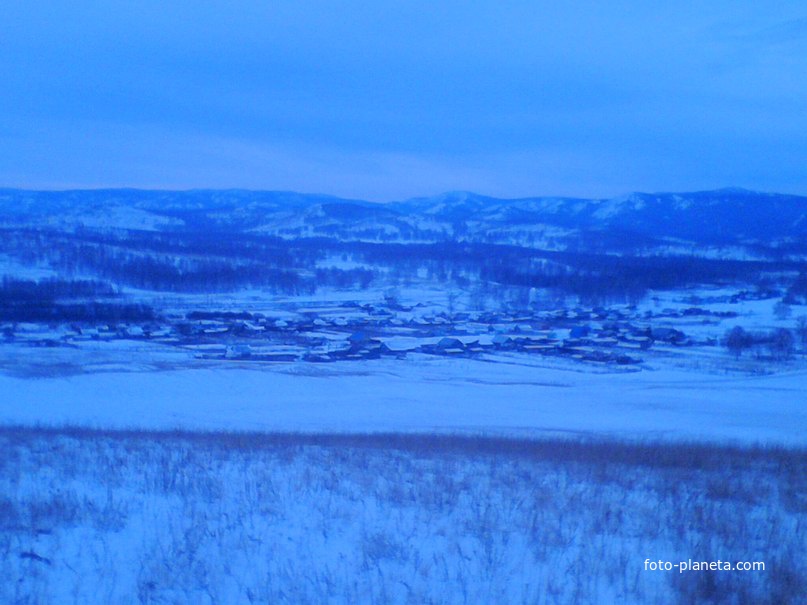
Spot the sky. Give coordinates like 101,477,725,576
1,1,807,201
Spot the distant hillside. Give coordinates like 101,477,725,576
1,187,806,254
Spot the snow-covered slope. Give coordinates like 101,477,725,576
2,187,806,251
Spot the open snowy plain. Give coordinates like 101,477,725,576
1,356,806,445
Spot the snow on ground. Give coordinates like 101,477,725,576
1,356,805,445
0,255,61,280
71,205,186,231
3,430,803,604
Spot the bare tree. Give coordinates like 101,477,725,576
774,301,792,321
724,326,751,358
767,328,795,361
447,290,460,316
795,316,807,354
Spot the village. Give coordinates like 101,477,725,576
2,296,741,369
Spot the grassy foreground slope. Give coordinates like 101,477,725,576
1,428,805,604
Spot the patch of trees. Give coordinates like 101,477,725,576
0,278,152,322
314,268,374,290
0,230,378,293
0,227,799,301
0,277,117,303
785,272,807,304
0,302,154,323
100,257,308,293
70,228,305,265
723,326,796,360
478,255,778,305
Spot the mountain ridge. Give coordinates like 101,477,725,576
1,187,806,252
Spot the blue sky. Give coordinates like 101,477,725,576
1,1,806,200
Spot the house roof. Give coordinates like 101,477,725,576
436,337,464,349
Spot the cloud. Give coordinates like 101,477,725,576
1,2,806,197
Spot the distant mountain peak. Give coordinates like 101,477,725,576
434,190,478,200
709,186,760,195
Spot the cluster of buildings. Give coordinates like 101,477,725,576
1,300,709,368
179,303,705,367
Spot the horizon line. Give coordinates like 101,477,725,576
1,185,802,204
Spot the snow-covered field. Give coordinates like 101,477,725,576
2,428,804,604
1,356,805,445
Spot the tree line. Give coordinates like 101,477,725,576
723,321,807,360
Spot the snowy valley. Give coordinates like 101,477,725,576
1,188,806,603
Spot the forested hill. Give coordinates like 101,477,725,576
1,187,807,253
